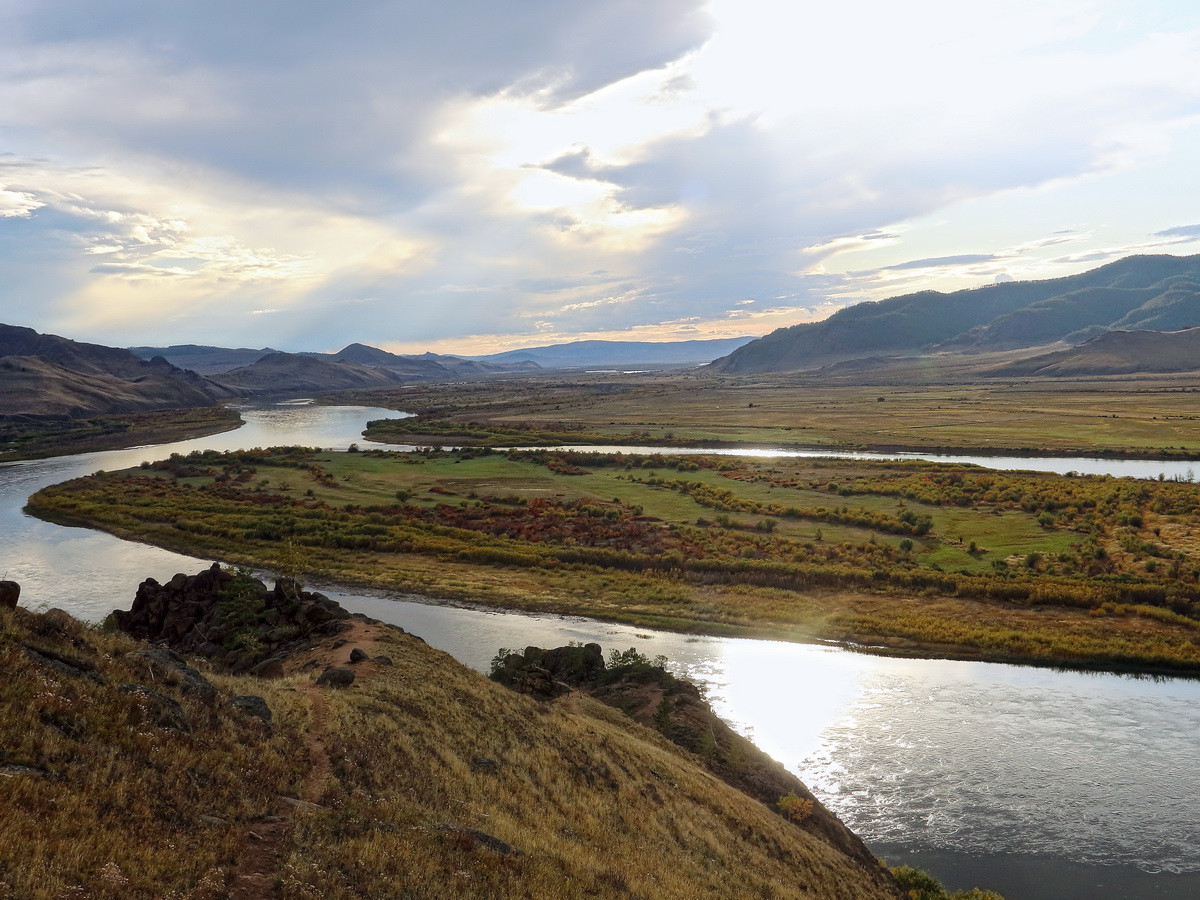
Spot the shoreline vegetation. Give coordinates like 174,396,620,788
0,405,242,462
27,443,1200,677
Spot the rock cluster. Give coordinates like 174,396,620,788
489,643,606,699
112,563,351,674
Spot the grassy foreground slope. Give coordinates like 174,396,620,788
0,601,910,899
27,446,1200,674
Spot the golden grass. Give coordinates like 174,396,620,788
343,373,1200,458
0,605,906,899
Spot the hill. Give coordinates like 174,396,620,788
129,344,277,374
472,337,757,368
211,351,417,393
990,326,1200,377
0,571,922,899
0,324,239,419
712,254,1200,374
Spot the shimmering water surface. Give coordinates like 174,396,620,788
5,402,1200,899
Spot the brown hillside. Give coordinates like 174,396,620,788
0,577,905,899
990,327,1200,377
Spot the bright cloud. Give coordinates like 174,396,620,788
1,1,1200,351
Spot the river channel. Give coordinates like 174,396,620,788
4,401,1199,900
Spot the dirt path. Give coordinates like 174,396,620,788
229,619,386,899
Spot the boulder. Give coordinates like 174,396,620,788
249,658,286,679
119,683,190,732
133,647,218,701
0,581,19,609
349,647,369,664
227,695,273,724
315,666,355,688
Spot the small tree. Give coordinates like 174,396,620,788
777,791,814,823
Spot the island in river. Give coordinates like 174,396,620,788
28,443,1200,676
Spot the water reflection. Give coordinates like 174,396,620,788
487,443,1200,481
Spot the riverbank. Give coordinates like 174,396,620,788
0,405,242,462
27,445,1200,677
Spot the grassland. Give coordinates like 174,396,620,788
0,406,242,462
28,445,1200,675
334,370,1200,459
2,598,934,899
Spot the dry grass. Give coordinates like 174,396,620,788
0,605,903,899
344,372,1200,457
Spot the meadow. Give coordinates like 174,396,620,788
28,444,1200,674
341,369,1200,459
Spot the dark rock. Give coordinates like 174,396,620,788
489,643,606,698
119,683,190,732
22,644,105,683
249,658,286,679
315,666,355,688
348,647,369,664
373,655,394,666
133,647,218,701
228,695,273,724
0,580,19,609
113,564,358,674
435,823,520,856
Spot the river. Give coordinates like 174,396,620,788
5,401,1200,900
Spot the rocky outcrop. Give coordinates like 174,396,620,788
113,563,352,674
492,644,891,883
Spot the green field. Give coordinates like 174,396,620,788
28,444,1200,675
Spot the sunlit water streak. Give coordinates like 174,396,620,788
4,402,1200,897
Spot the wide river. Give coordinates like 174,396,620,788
5,402,1200,900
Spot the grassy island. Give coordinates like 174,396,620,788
28,444,1200,675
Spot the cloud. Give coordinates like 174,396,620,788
4,1,1200,351
1155,224,1200,238
879,254,1001,272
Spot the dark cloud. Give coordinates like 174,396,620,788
4,1,712,211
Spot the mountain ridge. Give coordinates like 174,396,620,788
0,324,239,418
712,254,1200,374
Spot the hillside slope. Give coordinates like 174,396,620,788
0,575,910,899
475,337,757,368
713,254,1200,373
990,327,1200,377
0,324,239,418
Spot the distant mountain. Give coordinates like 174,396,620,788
471,337,758,368
712,254,1200,374
129,344,277,375
211,352,415,393
0,324,239,419
329,343,537,377
990,327,1200,377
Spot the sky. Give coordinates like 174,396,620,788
3,1,1200,355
